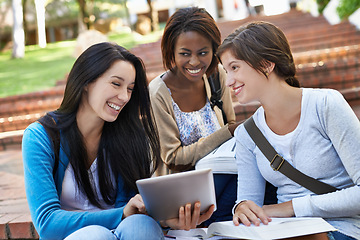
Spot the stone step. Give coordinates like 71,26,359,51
0,86,64,118
296,54,360,90
0,130,23,151
293,44,360,64
0,169,38,240
218,10,329,39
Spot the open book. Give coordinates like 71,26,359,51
165,217,337,240
195,137,237,174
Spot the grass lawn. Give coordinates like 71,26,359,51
0,29,163,98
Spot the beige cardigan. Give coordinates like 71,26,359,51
149,67,235,176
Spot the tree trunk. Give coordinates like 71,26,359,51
34,0,46,48
22,0,28,44
146,0,158,32
12,0,25,58
77,0,90,30
122,0,132,30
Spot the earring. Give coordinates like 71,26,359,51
265,71,269,77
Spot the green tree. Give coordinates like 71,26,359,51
337,0,360,20
316,0,330,14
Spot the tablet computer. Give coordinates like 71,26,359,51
136,168,216,221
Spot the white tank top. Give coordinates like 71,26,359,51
60,158,114,211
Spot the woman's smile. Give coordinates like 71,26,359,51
186,67,203,76
107,102,121,111
233,84,244,96
174,31,213,82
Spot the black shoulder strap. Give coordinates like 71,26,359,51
243,116,338,195
37,117,60,176
208,72,228,124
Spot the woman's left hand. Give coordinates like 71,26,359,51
161,202,215,230
262,200,295,218
122,194,147,219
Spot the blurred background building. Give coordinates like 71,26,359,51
0,0,311,49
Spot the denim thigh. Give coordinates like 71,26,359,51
114,214,164,240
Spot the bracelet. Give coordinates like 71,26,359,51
239,200,247,205
159,222,171,231
161,226,171,231
232,200,247,214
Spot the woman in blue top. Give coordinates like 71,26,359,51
22,42,213,240
218,22,360,240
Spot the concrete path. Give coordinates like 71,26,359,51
0,145,36,239
0,146,28,215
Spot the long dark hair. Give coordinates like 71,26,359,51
161,7,221,76
217,21,300,87
39,42,161,208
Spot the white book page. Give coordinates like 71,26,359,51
165,218,336,239
207,218,337,240
166,228,230,240
202,137,236,159
166,228,206,239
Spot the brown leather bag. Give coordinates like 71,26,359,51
244,116,338,195
244,117,333,240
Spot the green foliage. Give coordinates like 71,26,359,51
45,0,79,22
317,0,331,14
0,30,163,98
92,4,127,20
337,0,360,19
0,41,76,98
108,30,162,49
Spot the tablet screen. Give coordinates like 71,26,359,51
136,168,216,221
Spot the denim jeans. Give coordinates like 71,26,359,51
64,214,164,240
328,231,357,240
203,173,237,226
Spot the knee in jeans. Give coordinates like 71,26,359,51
65,225,114,240
115,214,163,240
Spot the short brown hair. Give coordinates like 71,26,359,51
161,7,221,76
218,21,299,87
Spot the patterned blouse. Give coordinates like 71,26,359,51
170,89,221,146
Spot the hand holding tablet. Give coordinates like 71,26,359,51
136,168,217,221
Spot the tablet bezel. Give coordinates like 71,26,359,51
136,168,216,221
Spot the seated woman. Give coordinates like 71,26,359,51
218,21,360,240
149,7,240,225
22,42,214,240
